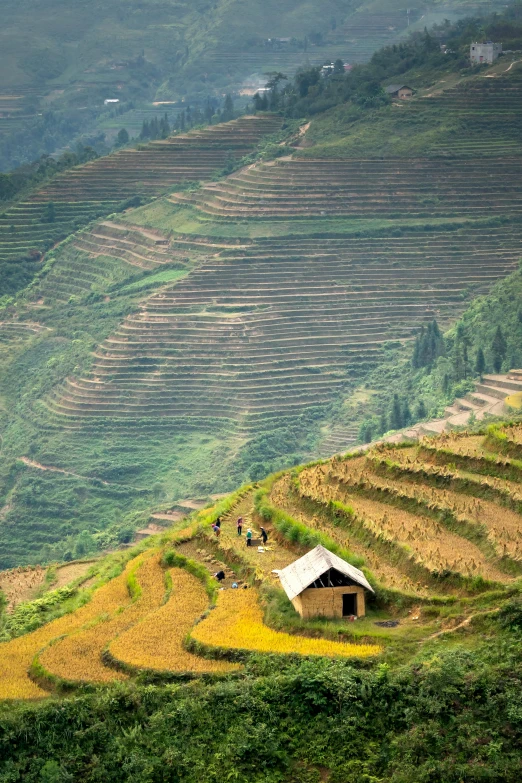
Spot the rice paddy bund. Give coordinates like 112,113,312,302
0,115,282,268
0,423,520,701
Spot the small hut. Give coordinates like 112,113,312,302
384,84,415,100
277,545,373,619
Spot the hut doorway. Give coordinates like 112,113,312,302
342,593,357,617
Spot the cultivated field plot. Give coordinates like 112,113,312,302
192,588,381,658
43,220,521,432
1,424,520,701
269,425,522,592
0,115,281,265
171,157,522,219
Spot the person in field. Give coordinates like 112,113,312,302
237,516,243,535
214,570,225,582
246,529,253,547
260,527,268,545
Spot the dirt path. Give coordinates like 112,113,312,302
18,457,149,491
19,456,111,484
427,608,499,639
482,59,522,77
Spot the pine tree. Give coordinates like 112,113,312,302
140,120,150,139
390,394,403,430
475,347,485,377
402,399,412,427
411,320,444,369
416,399,427,419
379,411,388,434
491,326,507,373
149,117,160,139
222,94,234,121
160,113,170,139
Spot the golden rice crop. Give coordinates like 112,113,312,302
192,589,381,658
0,553,144,700
39,552,166,684
385,447,522,504
299,466,508,582
109,568,240,674
328,459,522,562
497,424,522,445
270,475,423,595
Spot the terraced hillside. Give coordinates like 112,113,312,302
171,156,522,219
0,115,281,268
0,421,520,701
42,219,521,431
305,60,522,158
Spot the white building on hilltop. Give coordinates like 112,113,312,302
470,42,502,65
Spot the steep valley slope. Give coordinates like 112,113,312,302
1,53,522,567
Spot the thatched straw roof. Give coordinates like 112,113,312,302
277,544,374,601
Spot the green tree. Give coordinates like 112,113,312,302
204,101,214,124
39,760,72,782
140,119,150,139
333,58,345,74
159,113,170,138
250,461,267,481
222,94,234,122
415,399,427,419
116,128,129,146
491,326,507,372
390,394,403,430
74,529,95,558
475,347,486,376
152,481,165,501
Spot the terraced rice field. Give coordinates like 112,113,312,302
192,588,381,658
204,10,414,79
1,424,521,700
108,568,240,674
269,425,522,593
171,157,522,219
0,115,281,264
422,69,522,156
39,553,165,684
42,220,521,431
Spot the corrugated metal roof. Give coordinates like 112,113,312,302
278,544,374,601
384,84,413,94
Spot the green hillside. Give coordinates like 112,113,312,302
0,0,505,169
1,4,522,570
0,422,521,781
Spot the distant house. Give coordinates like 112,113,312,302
276,544,374,619
470,41,502,65
104,99,120,105
385,84,415,100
